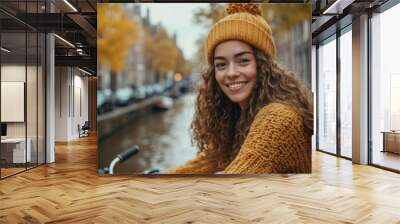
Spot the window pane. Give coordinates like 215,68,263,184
318,37,337,154
340,29,352,158
371,3,400,171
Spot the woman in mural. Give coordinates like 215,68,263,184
167,3,313,174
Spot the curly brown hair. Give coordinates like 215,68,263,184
191,47,313,168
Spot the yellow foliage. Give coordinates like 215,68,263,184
143,27,156,69
175,49,189,75
193,3,310,34
97,4,140,72
192,3,311,60
262,4,311,36
143,27,179,76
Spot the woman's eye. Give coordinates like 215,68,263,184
238,58,250,65
215,63,226,70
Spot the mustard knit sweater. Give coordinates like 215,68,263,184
166,102,311,174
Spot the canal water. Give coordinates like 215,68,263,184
99,93,198,174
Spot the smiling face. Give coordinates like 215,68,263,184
213,40,257,109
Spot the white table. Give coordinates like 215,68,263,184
1,138,31,163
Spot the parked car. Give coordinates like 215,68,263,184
114,88,134,107
153,84,164,95
135,86,147,101
165,79,174,91
144,85,155,97
97,89,114,114
129,85,140,102
179,79,191,93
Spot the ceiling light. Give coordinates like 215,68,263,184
323,0,354,15
63,0,78,12
78,67,92,76
54,34,75,48
76,48,85,55
1,47,11,53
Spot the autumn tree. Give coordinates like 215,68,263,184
193,3,310,38
143,26,157,80
192,3,310,66
143,27,179,82
98,3,140,73
192,3,226,69
153,28,178,77
175,48,190,76
193,3,226,28
261,4,310,38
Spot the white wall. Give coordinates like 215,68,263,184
1,82,25,122
54,67,89,141
71,73,89,138
1,64,46,164
1,65,31,138
55,67,69,141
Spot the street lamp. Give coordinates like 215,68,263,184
174,73,182,82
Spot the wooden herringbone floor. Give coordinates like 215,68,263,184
1,134,400,223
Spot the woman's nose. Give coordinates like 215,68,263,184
226,63,239,78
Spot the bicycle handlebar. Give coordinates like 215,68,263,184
109,145,139,174
117,145,139,162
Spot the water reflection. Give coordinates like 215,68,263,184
99,93,198,174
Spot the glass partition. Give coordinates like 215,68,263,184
1,30,28,177
0,1,46,179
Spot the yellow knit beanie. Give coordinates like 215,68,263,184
205,3,276,64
